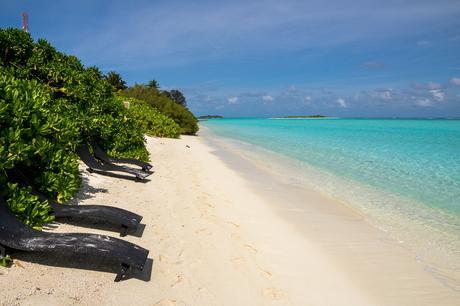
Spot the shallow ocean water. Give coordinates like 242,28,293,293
202,118,460,288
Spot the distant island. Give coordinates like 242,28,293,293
198,115,224,119
276,115,327,119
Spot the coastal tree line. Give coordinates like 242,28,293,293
104,71,196,135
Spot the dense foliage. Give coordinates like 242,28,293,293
0,28,196,235
118,96,181,138
123,84,199,135
147,79,159,90
0,29,149,160
0,72,74,227
0,28,150,229
198,115,224,119
105,71,127,91
163,89,187,107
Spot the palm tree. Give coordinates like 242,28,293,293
148,79,159,90
104,71,126,91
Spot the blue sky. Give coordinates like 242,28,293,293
1,0,460,117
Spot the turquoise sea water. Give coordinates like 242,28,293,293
201,118,460,282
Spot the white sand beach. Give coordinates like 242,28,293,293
1,134,459,306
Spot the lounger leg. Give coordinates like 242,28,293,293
0,244,8,258
87,168,94,173
114,263,130,282
120,225,128,237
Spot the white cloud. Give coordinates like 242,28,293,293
415,98,433,107
450,77,460,86
304,96,312,104
336,98,348,108
429,89,445,102
227,96,239,104
380,91,392,100
262,95,274,102
288,85,297,92
374,88,393,100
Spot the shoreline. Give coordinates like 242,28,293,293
200,123,460,289
199,127,460,304
0,134,458,305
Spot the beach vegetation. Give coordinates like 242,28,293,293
123,84,199,135
104,71,127,91
0,28,151,227
198,115,223,119
0,72,79,227
119,96,181,138
163,89,187,107
0,255,12,267
147,79,159,90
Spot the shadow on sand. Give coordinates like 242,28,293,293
11,250,154,282
84,169,151,184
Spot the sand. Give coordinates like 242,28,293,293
1,134,459,305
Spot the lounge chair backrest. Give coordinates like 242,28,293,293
90,141,110,160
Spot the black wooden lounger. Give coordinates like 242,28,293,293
0,197,149,282
77,145,151,181
7,169,142,237
90,141,153,172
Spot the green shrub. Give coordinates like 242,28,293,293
123,84,199,135
0,255,12,267
0,72,76,226
0,28,149,161
119,96,181,138
6,183,54,229
0,28,151,227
